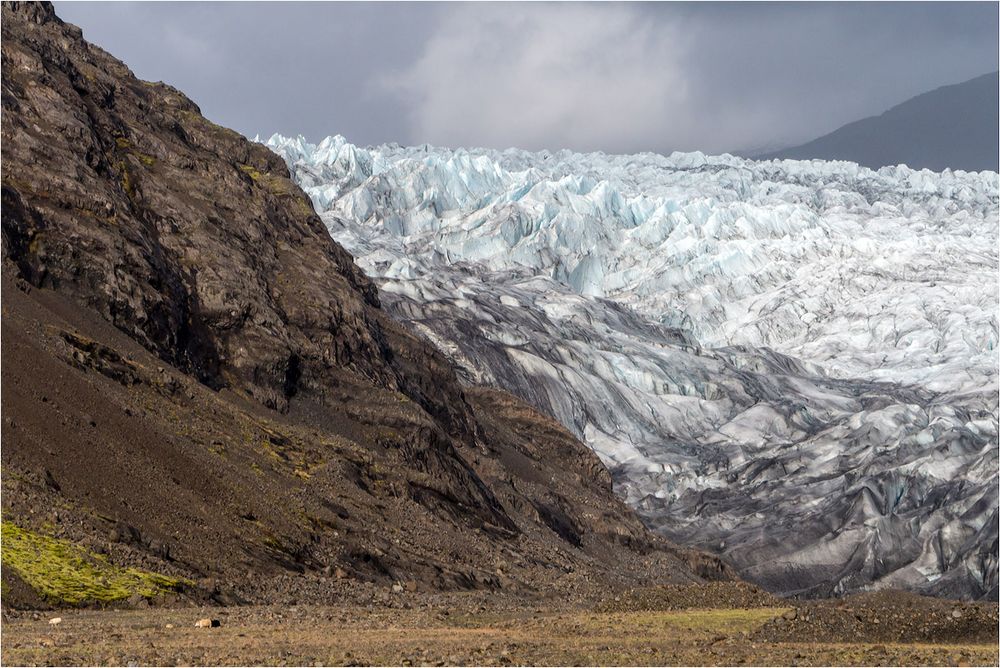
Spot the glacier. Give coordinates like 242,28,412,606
265,133,999,599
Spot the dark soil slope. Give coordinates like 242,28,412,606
0,2,725,609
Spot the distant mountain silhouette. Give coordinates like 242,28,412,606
760,73,999,172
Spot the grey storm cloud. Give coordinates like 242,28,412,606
54,1,998,155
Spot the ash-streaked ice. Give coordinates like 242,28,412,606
266,133,999,599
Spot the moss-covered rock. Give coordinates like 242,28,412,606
1,521,187,606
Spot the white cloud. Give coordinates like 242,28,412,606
57,1,997,154
379,4,694,154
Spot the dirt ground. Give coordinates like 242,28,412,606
3,592,997,667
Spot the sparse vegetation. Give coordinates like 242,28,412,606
2,602,996,666
236,164,315,215
116,137,155,166
117,160,134,197
238,163,263,181
0,522,187,605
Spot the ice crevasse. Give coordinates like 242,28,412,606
264,133,999,600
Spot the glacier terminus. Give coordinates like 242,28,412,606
265,133,999,600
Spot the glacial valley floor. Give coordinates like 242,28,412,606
3,588,998,666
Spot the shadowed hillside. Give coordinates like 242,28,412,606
761,73,999,171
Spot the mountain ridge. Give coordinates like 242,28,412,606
758,72,999,171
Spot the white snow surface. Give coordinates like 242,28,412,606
265,133,999,599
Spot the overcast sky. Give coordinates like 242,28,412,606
54,1,998,155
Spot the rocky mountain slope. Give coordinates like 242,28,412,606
264,132,998,600
760,72,999,172
0,2,723,609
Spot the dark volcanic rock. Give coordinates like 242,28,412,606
0,1,721,607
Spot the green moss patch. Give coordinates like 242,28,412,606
117,160,134,198
0,521,188,606
236,165,313,214
238,163,263,181
116,137,156,167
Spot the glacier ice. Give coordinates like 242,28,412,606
266,133,999,599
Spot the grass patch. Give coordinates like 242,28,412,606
613,607,787,634
117,160,134,198
238,163,263,181
1,521,188,606
27,233,44,256
251,171,315,215
116,137,156,167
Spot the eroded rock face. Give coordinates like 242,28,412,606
0,0,491,506
5,3,410,411
1,1,718,606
